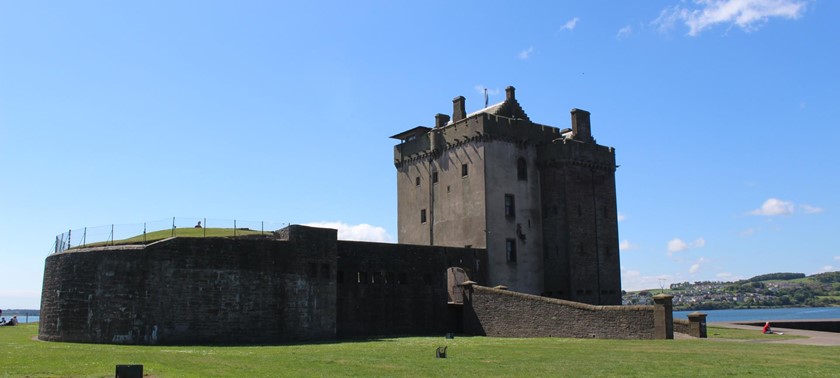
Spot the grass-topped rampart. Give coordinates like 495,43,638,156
71,227,270,249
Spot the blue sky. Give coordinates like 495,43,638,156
1,1,838,308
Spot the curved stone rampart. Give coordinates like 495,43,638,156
39,230,337,345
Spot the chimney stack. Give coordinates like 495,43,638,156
435,113,450,128
452,96,466,122
570,108,592,143
505,86,516,101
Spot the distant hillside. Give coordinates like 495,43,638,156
623,272,840,310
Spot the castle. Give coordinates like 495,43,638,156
392,86,620,305
39,88,664,346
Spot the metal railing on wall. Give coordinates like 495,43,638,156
52,217,291,254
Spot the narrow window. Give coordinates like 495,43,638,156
372,272,382,284
385,271,395,284
357,272,368,284
461,163,468,177
517,158,527,181
421,209,427,223
504,194,515,218
506,239,517,263
415,176,420,186
337,270,344,284
432,171,439,184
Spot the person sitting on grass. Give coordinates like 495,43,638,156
0,317,5,325
1,316,16,326
762,321,783,335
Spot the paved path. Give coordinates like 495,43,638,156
710,322,840,346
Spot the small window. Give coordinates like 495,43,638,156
372,272,382,284
506,239,517,263
421,209,427,223
432,171,439,184
357,272,368,284
337,270,344,284
504,194,515,218
385,271,395,284
423,273,433,285
415,177,420,186
517,158,527,181
461,163,468,177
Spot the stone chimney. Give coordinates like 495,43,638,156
435,113,450,128
452,96,466,122
505,86,516,101
570,108,592,143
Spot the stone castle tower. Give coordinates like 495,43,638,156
391,86,621,305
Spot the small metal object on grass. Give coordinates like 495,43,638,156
436,346,447,358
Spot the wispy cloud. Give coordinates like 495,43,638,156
749,198,794,216
620,240,638,251
653,0,808,36
835,256,840,261
303,221,393,243
689,257,710,274
616,25,633,40
818,265,835,273
800,204,824,214
617,212,626,222
739,227,759,237
559,17,579,31
748,198,823,216
667,237,706,255
518,46,534,60
621,267,674,291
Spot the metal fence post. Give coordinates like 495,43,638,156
82,227,87,248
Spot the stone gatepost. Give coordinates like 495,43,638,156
652,294,674,339
687,312,707,338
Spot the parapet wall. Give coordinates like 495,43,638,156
39,229,337,345
463,285,656,339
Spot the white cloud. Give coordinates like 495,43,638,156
518,47,534,60
653,0,807,36
835,256,840,261
617,212,626,222
750,198,794,216
667,237,706,255
303,222,393,243
560,17,579,31
668,238,689,253
689,257,710,274
739,227,759,237
616,25,633,40
800,204,824,214
621,267,674,291
689,264,701,274
619,240,638,251
716,272,733,279
818,265,835,273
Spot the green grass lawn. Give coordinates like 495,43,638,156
77,228,268,248
1,324,838,377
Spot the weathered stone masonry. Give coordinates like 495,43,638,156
39,225,484,344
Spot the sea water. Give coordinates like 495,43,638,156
674,307,840,322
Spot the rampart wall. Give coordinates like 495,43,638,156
40,228,337,345
463,285,656,339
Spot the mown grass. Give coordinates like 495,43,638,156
77,228,268,248
706,326,805,340
1,324,838,377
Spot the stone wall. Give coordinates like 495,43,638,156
40,228,337,345
463,285,656,339
336,241,486,338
